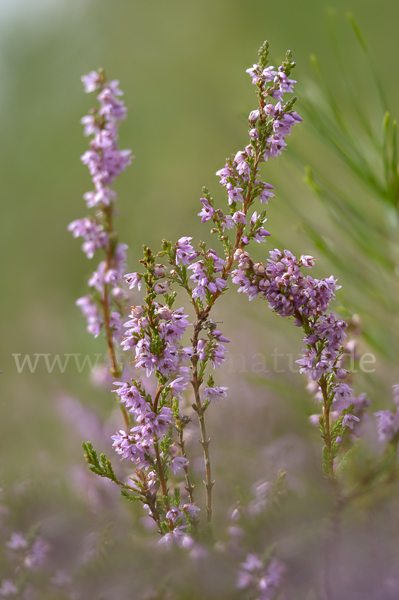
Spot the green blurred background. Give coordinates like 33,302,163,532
0,0,398,591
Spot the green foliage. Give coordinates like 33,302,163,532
121,489,142,503
336,439,362,479
322,446,330,477
173,486,181,507
82,441,120,485
271,470,287,506
257,40,270,70
288,13,399,370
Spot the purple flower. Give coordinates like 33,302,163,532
299,255,315,268
6,532,27,551
252,226,271,244
221,215,234,230
153,281,170,295
81,115,99,136
175,237,199,265
24,538,50,570
232,211,247,225
342,413,360,430
249,109,260,122
188,249,226,299
335,368,349,380
125,272,142,290
81,70,101,93
227,186,245,205
333,383,354,403
0,580,18,597
170,456,189,475
246,63,261,84
165,506,183,522
374,410,399,443
68,218,108,258
182,503,200,519
247,480,271,516
237,553,285,600
76,295,103,337
263,66,277,82
309,414,321,426
158,526,187,548
258,559,285,599
198,198,215,222
203,385,228,402
113,382,149,413
241,553,263,573
112,429,151,467
276,67,296,93
72,71,132,353
169,376,190,397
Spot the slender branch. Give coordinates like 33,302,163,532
153,385,164,414
193,388,214,524
154,440,174,530
177,425,196,504
186,146,263,523
321,379,339,496
190,315,214,524
101,286,118,375
320,377,341,600
177,424,199,535
100,205,131,430
151,382,173,529
145,494,162,533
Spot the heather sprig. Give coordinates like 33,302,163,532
106,245,201,538
73,79,199,539
231,247,363,489
308,315,371,443
69,70,133,431
69,69,132,382
156,43,302,525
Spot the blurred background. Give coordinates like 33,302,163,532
0,0,398,598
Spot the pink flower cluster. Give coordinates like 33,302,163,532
70,70,132,338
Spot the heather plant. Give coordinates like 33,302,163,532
68,39,399,599
71,41,301,539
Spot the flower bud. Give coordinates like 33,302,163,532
335,368,349,380
157,306,173,320
253,262,265,276
154,281,170,295
233,248,244,262
299,255,315,269
249,109,260,122
153,263,166,278
131,305,145,318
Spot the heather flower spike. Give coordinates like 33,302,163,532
232,246,365,483
69,69,132,389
